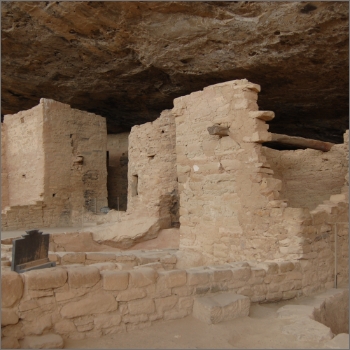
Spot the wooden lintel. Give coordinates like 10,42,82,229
207,125,230,137
269,133,335,152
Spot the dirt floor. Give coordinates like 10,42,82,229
63,295,347,349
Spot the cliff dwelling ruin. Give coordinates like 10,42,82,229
1,1,349,349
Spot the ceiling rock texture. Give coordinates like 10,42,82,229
1,1,349,142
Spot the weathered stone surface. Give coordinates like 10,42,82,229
1,271,23,307
193,292,250,324
158,270,186,288
102,270,129,291
1,308,19,326
23,267,67,290
116,288,147,302
1,2,348,142
129,267,158,288
88,217,162,249
187,268,210,286
324,333,350,349
60,292,118,318
20,334,64,349
281,318,334,342
61,252,86,264
0,337,20,349
154,295,178,313
88,262,116,271
54,319,77,334
22,313,52,335
94,313,122,329
67,266,100,288
128,299,155,315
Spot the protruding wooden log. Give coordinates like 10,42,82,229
207,125,230,137
268,133,335,152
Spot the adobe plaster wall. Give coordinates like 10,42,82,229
2,104,45,206
107,133,129,211
127,109,179,228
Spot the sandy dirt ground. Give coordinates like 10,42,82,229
64,297,343,349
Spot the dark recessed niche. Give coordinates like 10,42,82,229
263,141,309,151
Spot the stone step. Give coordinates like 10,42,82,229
193,292,250,324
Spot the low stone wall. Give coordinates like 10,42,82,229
1,202,45,231
2,259,306,345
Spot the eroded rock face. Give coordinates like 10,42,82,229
1,1,348,142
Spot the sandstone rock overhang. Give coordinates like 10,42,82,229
1,1,348,142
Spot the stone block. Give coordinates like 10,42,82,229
211,268,233,282
61,252,85,264
67,266,100,288
265,291,283,302
193,292,250,324
1,308,19,326
323,333,349,349
102,270,129,291
73,315,93,326
281,318,333,342
2,323,24,339
279,261,295,273
60,292,118,318
22,313,52,335
123,313,148,324
128,298,155,315
230,267,251,281
158,269,186,288
154,295,178,313
1,271,23,307
249,110,275,121
54,319,76,334
85,252,116,262
251,268,266,278
178,296,194,310
89,262,116,271
94,313,122,329
187,268,210,285
21,334,64,349
24,267,67,290
116,288,147,302
129,267,157,288
1,337,20,349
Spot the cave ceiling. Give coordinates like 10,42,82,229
1,1,349,142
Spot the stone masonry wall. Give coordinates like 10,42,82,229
1,99,108,230
2,104,45,207
173,79,283,264
1,259,307,344
107,133,129,211
127,109,179,227
41,99,108,227
262,145,348,210
172,79,348,267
